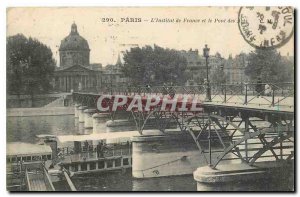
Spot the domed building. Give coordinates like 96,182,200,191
59,23,90,68
54,23,103,92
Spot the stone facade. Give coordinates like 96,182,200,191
181,49,250,85
102,54,130,91
181,49,225,85
54,65,102,92
224,53,248,84
54,23,102,92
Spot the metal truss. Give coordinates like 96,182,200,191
72,87,294,169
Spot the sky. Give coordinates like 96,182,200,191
7,7,294,67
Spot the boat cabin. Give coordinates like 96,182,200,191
54,131,139,175
7,142,52,163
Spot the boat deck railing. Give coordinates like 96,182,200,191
58,144,131,164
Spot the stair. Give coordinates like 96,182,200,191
44,97,64,108
28,173,47,191
43,93,72,108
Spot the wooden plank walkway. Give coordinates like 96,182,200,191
28,173,47,191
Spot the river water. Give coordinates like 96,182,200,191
7,115,293,191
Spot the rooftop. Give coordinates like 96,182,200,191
57,131,141,143
7,142,52,156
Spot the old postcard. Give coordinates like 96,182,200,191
6,7,294,191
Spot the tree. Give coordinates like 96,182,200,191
121,45,188,86
245,49,294,84
7,34,56,106
211,66,226,85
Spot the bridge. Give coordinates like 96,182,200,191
72,83,294,188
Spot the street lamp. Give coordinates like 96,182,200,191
203,44,211,102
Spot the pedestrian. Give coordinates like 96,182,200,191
162,83,168,95
168,82,175,98
265,83,271,96
128,85,132,96
100,141,105,158
169,86,175,98
145,84,151,95
255,77,264,97
84,140,89,152
49,163,54,169
96,141,102,158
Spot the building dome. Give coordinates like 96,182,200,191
59,23,90,51
59,23,90,68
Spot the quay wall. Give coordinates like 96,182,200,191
7,107,74,117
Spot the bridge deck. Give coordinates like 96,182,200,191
202,102,294,114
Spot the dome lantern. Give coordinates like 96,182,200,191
71,22,78,35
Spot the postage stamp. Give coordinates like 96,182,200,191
238,6,294,49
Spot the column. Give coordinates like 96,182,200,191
66,76,68,92
59,77,62,91
64,76,66,92
70,76,73,91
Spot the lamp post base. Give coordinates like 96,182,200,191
205,87,211,102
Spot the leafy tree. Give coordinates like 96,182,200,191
211,66,226,85
245,49,294,84
7,34,56,106
121,45,187,86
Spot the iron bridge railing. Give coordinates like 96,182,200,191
73,82,294,108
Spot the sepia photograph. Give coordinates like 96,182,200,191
6,6,294,192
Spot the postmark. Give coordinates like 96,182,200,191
238,6,294,49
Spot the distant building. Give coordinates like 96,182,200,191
180,49,250,85
54,23,103,92
102,54,130,90
224,53,249,84
180,49,225,85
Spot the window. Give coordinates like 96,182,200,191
81,163,87,171
47,155,52,160
106,160,113,168
73,164,78,172
90,162,96,170
123,158,129,166
11,157,16,162
98,161,105,169
32,156,40,161
115,158,121,167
